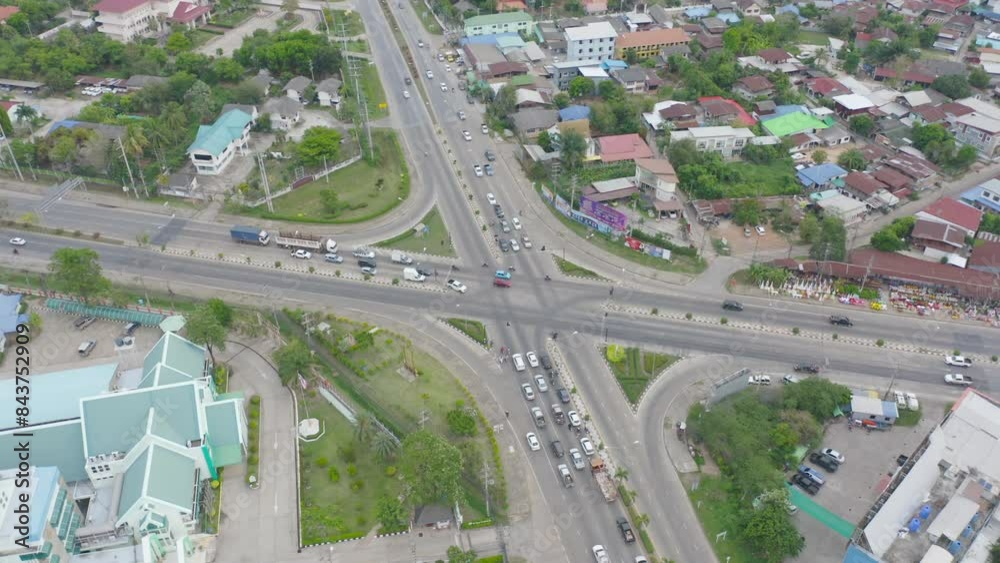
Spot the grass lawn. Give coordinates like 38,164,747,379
375,207,456,257
896,408,922,427
414,3,444,35
327,9,365,37
686,475,759,563
239,129,408,224
445,318,488,346
209,7,254,27
604,345,679,404
554,256,602,279
298,393,400,544
186,29,220,49
738,160,800,198
352,57,389,120
797,30,832,46
343,39,369,54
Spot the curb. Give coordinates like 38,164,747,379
374,529,409,539
597,344,639,415
302,535,365,548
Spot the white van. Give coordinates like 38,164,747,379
512,353,526,372
78,341,96,357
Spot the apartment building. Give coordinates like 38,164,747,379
614,28,690,60
669,126,756,158
565,21,618,62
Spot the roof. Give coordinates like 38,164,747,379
316,77,342,93
806,77,849,96
685,6,712,17
969,239,1000,268
511,108,558,132
956,112,1000,134
283,76,312,93
465,11,533,27
884,151,939,180
911,218,965,248
140,331,207,389
124,75,167,89
671,125,756,139
634,158,677,179
0,293,28,335
695,32,724,48
901,90,932,107
118,443,196,521
660,102,696,119
736,75,773,93
758,48,792,63
761,111,830,137
94,0,147,13
171,1,210,23
616,28,691,49
612,67,648,83
872,167,911,190
851,396,899,418
910,104,947,123
699,96,756,125
187,109,252,157
0,6,20,21
939,101,974,117
488,61,528,76
833,94,875,110
559,105,591,121
0,421,87,482
0,363,116,430
920,197,983,232
596,133,653,162
565,21,618,41
797,163,848,187
844,171,887,196
81,382,201,456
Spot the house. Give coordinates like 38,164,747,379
883,151,939,184
758,48,794,65
262,97,302,131
283,76,312,102
186,109,253,175
815,193,869,225
910,218,966,258
761,111,829,138
915,197,983,237
220,104,259,123
736,0,763,16
733,75,774,99
843,171,888,201
596,133,653,163
670,126,757,158
909,104,948,125
170,1,211,30
496,0,527,10
960,178,1000,214
565,21,618,61
514,88,551,109
614,28,690,60
943,13,974,36
832,94,875,118
699,96,756,126
804,77,850,99
464,11,534,37
247,70,272,96
849,395,898,427
797,163,848,190
0,6,20,23
124,74,167,91
487,61,529,79
872,166,912,192
694,32,724,56
611,67,655,93
634,158,678,203
414,504,453,529
643,101,698,131
969,233,1000,273
818,124,852,146
950,97,1000,158
316,77,342,107
159,172,200,199
511,108,559,139
0,293,28,354
583,0,608,14
94,0,159,42
701,17,727,34
550,60,603,90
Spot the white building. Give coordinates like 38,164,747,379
669,126,756,158
565,22,618,62
634,158,678,201
94,0,159,42
186,108,254,175
951,97,1000,158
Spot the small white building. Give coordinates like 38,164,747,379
634,158,678,201
283,76,312,102
565,22,618,62
316,77,342,107
186,109,253,175
669,126,756,159
263,97,302,131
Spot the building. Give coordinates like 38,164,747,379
737,0,763,16
733,75,774,99
0,293,27,354
464,11,533,37
804,76,850,99
960,178,1000,214
969,233,1000,273
843,171,888,202
850,395,899,427
550,59,603,90
814,193,868,225
643,101,698,131
94,0,158,42
797,163,848,190
634,158,678,201
915,197,983,237
596,133,653,163
0,6,20,23
761,111,830,138
832,94,875,118
611,67,655,94
511,108,558,139
283,76,312,102
565,22,618,62
699,96,756,126
170,1,211,30
262,97,302,131
186,109,253,175
316,77,342,107
0,466,82,563
910,218,966,258
246,70,272,96
670,126,756,158
614,28,690,60
950,97,1000,158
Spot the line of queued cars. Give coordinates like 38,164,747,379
491,198,532,253
790,448,845,495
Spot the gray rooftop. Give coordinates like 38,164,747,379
264,96,303,117
284,75,312,92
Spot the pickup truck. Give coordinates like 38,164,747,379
531,406,545,428
550,404,565,425
617,517,635,543
558,464,574,488
390,250,413,265
945,373,974,386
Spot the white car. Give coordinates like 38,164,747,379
445,64,451,72
8,237,26,246
526,351,539,368
510,239,520,252
521,382,535,401
580,436,595,456
291,249,312,259
894,390,906,409
481,124,489,134
755,225,766,236
512,353,526,372
569,448,585,470
592,545,609,563
512,218,522,230
522,235,532,248
567,410,582,427
463,130,472,141
426,70,434,79
324,253,344,263
945,355,972,367
822,448,845,464
474,164,484,177
447,279,467,293
526,432,541,451
361,266,376,275
486,193,497,205
748,374,772,385
458,110,466,120
403,90,410,99
352,248,376,259
440,82,448,92
437,53,444,61
906,392,919,411
534,374,548,392
417,39,424,48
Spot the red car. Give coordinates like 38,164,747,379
494,278,511,288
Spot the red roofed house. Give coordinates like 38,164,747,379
804,77,850,99
596,133,654,163
96,0,210,42
0,6,21,23
873,167,912,191
698,96,756,126
583,0,609,14
757,48,794,65
843,171,887,201
910,218,966,258
733,75,774,99
916,197,983,238
170,1,211,29
969,234,1000,274
496,0,528,10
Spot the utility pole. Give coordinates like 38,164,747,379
482,459,491,518
0,121,23,181
116,137,140,198
257,153,274,213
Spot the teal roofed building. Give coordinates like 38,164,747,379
0,466,83,563
464,11,534,37
761,111,831,138
186,108,253,176
139,331,209,388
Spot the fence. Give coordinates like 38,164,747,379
246,154,362,208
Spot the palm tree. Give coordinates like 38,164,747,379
353,411,375,443
124,124,149,161
13,104,37,136
372,431,397,461
614,468,630,482
634,513,650,528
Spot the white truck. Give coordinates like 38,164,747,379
945,373,974,386
402,267,426,282
274,231,338,253
558,464,574,488
390,250,413,264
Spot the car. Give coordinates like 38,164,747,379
755,225,766,236
352,248,376,259
458,110,466,120
484,163,494,176
748,374,772,385
534,374,548,392
486,193,497,205
540,354,553,370
74,316,96,329
481,124,489,134
462,130,472,141
9,237,26,246
567,410,582,427
551,440,565,458
829,315,853,326
437,53,444,61
580,436,595,456
782,374,801,384
473,164,484,177
521,383,535,401
570,448,585,470
499,239,511,252
417,39,424,47
522,236,532,248
494,277,511,288
361,266,377,275
445,64,451,72
414,265,433,277
822,448,845,464
123,322,140,336
906,392,920,410
526,351,539,367
501,220,511,233
794,363,821,374
512,218,522,230
945,355,972,367
440,82,448,92
791,152,808,161
790,473,820,495
557,388,571,404
426,69,434,79
405,76,412,85
798,466,826,485
722,300,743,311
485,150,496,161
291,249,312,260
526,432,541,451
894,390,907,409
494,204,504,218
324,253,344,263
744,226,752,237
402,90,410,99
447,279,467,293
495,270,512,280
592,545,609,562
510,239,520,252
809,452,839,472
635,558,649,563
512,353,526,372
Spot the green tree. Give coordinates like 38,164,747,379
400,429,464,506
446,546,477,563
183,80,214,122
281,0,299,17
848,115,875,137
811,149,828,164
273,339,312,385
13,104,38,134
296,127,342,167
205,297,234,327
733,198,762,226
798,212,820,244
822,14,853,38
560,130,586,171
931,74,971,99
354,411,375,443
567,75,593,98
810,216,847,261
871,228,907,252
781,378,851,422
837,148,866,171
185,305,227,363
375,495,407,531
842,50,861,74
598,79,625,102
950,145,978,169
214,58,246,83
48,248,111,303
742,497,805,562
552,92,570,109
372,430,398,461
969,67,991,89
486,85,516,126
165,31,192,54
319,189,342,216
446,408,478,437
536,130,553,152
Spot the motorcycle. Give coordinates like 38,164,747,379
544,275,551,281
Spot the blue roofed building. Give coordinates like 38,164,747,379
600,60,629,72
0,293,28,353
960,178,1000,214
684,6,711,19
797,163,848,190
459,32,521,47
716,11,741,24
759,104,810,121
776,4,800,16
559,105,591,122
186,108,253,176
0,466,83,563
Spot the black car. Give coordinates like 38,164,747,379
540,354,553,370
494,204,504,218
499,239,511,252
485,150,496,161
829,315,853,326
808,452,839,472
794,363,821,374
405,76,412,85
722,300,744,311
414,265,433,277
790,473,820,495
123,322,140,336
557,388,571,404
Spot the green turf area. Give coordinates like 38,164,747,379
341,56,389,120
209,7,254,27
326,9,365,37
554,256,602,279
375,207,456,257
604,345,679,404
687,475,764,563
414,3,444,35
895,408,922,427
797,30,833,46
342,39,369,54
445,318,488,346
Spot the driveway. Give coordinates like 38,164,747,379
29,97,92,137
198,9,282,57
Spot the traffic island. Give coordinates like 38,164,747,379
375,207,457,257
554,256,604,280
603,345,679,406
443,318,489,347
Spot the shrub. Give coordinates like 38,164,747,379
218,253,224,259
248,420,258,430
685,312,693,320
720,317,728,325
876,339,885,347
350,479,364,491
274,261,282,268
792,327,800,335
316,457,329,468
335,270,342,277
248,454,258,464
73,230,82,237
211,479,220,489
251,395,261,405
953,349,960,355
392,278,400,285
92,232,100,239
347,463,358,477
832,333,838,340
385,466,397,477
993,355,998,362
308,266,315,273
328,467,340,482
651,307,658,315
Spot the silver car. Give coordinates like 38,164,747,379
534,374,548,392
501,220,511,233
569,448,585,470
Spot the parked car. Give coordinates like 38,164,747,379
580,436,595,456
324,253,344,263
790,473,820,495
905,392,919,411
782,374,801,384
447,279,467,293
755,225,766,236
808,452,839,472
540,354,553,370
526,351,539,367
894,390,907,409
481,124,489,134
722,300,743,311
794,363,821,374
74,316,96,330
798,466,826,485
748,375,772,385
821,448,845,464
291,249,312,259
360,265,376,275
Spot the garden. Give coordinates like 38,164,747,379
604,345,678,404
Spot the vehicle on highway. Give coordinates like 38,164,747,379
510,239,520,252
352,248,376,259
570,448,585,470
496,270,512,280
499,239,511,252
474,164,484,177
591,456,618,502
722,300,743,311
485,149,496,161
782,374,801,384
790,472,820,495
447,279,467,293
512,353,526,372
494,204,504,218
8,237,26,246
906,392,919,410
534,374,548,392
945,373,974,386
540,354,553,370
486,193,497,205
501,220,511,233
526,432,540,451
426,69,433,78
458,110,466,120
403,268,426,282
526,351,539,367
481,124,489,134
822,448,845,464
417,39,424,48
550,403,565,425
445,64,451,72
567,410,582,427
405,76,412,85
512,217,522,230
440,82,447,92
484,163,494,176
617,517,636,542
557,388,570,403
808,452,839,472
829,315,853,326
494,277,511,288
592,544,610,563
291,249,312,260
755,225,766,236
414,265,433,277
550,440,564,458
462,130,472,141
522,235,532,248
403,90,410,99
521,383,535,401
580,436,595,456
748,374,771,385
794,363,821,374
437,53,443,61
945,355,972,367
358,258,376,269
532,406,545,427
274,231,338,253
230,225,271,246
798,466,826,485
559,464,574,488
361,265,376,276
635,558,649,563
390,251,413,265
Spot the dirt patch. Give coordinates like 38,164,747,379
714,220,795,256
